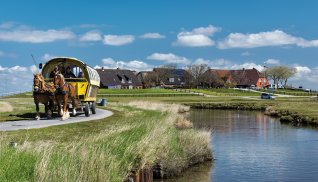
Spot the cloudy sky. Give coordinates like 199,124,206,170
1,0,318,93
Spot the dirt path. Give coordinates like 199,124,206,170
0,102,13,112
0,109,113,131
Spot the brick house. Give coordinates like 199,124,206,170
205,68,269,88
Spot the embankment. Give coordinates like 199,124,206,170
0,102,212,182
188,102,318,126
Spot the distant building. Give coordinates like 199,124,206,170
136,68,192,88
96,68,142,89
205,68,269,88
153,68,191,88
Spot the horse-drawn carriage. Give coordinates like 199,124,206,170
33,57,100,119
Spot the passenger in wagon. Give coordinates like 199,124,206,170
64,66,76,78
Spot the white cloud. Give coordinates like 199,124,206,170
100,58,153,71
140,33,165,39
218,30,318,49
288,65,318,90
41,54,56,62
0,50,16,58
8,65,27,72
0,65,38,94
265,59,280,65
103,35,135,46
102,58,116,65
193,58,210,65
174,25,220,47
194,58,265,71
79,31,102,42
0,29,76,43
294,65,311,77
147,53,191,65
230,62,264,71
194,58,233,69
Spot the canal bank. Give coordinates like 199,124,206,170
0,101,212,182
188,101,318,126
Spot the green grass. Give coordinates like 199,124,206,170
259,88,317,96
189,88,261,96
2,92,33,99
98,88,179,94
0,103,212,181
0,98,38,122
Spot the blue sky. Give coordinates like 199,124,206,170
1,0,318,93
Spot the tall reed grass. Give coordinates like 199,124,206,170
0,102,212,181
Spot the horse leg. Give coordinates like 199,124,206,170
71,96,77,116
46,100,52,119
57,97,63,116
61,95,69,120
48,98,54,119
44,102,49,119
35,102,40,120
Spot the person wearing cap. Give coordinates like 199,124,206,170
50,65,60,78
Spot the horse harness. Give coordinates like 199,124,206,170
55,82,72,96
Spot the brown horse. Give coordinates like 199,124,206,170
33,73,55,120
53,73,77,120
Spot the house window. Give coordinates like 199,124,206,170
169,78,175,83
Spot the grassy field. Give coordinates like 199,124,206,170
259,88,318,96
189,88,260,96
0,102,212,181
98,88,179,94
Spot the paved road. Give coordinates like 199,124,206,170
0,108,113,131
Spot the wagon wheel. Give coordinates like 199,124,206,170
85,103,90,117
91,102,96,114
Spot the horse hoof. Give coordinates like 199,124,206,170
47,116,52,119
35,116,40,120
66,112,70,118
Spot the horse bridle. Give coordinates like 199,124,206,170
34,75,43,91
54,74,66,89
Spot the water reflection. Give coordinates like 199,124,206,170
167,109,318,182
155,162,213,182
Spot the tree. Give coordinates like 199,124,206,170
142,72,157,88
280,67,296,87
186,64,209,88
201,72,224,88
265,66,296,88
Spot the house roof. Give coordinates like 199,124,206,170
96,68,142,87
207,68,264,86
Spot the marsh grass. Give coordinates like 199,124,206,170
0,102,212,181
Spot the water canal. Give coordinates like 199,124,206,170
163,109,318,182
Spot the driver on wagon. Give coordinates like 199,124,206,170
50,66,60,78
